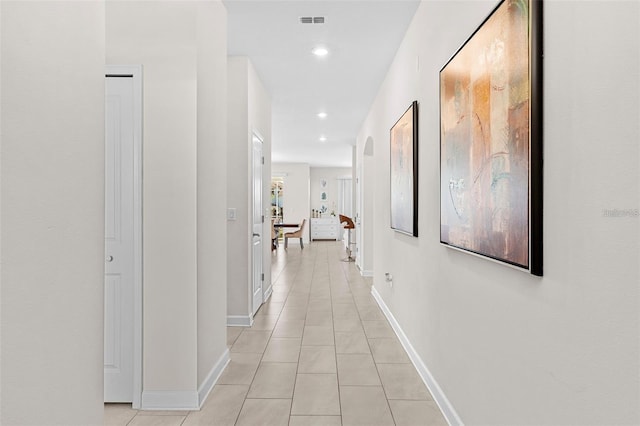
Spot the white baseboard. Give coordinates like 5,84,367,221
198,348,230,408
227,315,253,327
360,269,373,277
140,349,230,411
140,390,199,411
371,286,463,426
356,262,373,277
263,285,273,302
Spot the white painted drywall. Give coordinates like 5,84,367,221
1,2,105,424
195,1,229,388
351,147,357,220
107,0,229,400
272,163,311,244
227,57,272,319
248,61,274,304
357,0,640,424
354,140,375,276
310,167,352,217
107,0,198,393
227,58,250,320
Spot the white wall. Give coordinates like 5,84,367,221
107,0,229,406
1,2,105,424
227,57,272,321
357,1,640,424
354,139,375,276
249,61,274,304
272,163,310,244
227,58,248,321
351,147,357,220
309,167,352,215
195,1,229,391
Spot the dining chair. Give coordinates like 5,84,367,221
271,219,277,251
284,219,306,249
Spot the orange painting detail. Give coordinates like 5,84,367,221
440,0,531,268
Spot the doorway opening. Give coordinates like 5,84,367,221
271,177,284,223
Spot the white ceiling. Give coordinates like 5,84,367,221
224,0,420,168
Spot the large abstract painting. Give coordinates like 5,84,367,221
440,0,542,275
391,101,418,237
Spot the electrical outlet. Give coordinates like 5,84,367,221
385,272,393,287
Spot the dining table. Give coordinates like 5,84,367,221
272,223,300,250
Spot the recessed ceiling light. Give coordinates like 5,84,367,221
317,112,327,119
319,136,327,142
312,47,329,57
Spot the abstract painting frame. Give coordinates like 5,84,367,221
439,0,543,275
390,100,419,237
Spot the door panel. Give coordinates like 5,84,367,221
252,134,264,316
105,76,135,402
104,275,122,368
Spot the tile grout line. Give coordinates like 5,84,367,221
338,243,398,426
287,241,315,421
233,242,303,425
330,245,343,422
108,242,439,426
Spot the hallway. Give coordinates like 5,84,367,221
105,241,447,425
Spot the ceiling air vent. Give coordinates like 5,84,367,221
300,16,325,24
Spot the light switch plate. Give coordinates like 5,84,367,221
227,208,237,221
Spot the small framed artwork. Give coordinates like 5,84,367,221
439,0,543,275
390,100,418,237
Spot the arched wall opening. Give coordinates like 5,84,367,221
356,136,375,275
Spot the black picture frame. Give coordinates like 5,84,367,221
390,100,419,237
439,0,543,275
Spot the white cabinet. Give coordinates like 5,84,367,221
311,217,340,241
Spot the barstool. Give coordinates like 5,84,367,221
339,214,355,261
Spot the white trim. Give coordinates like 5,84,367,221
371,286,463,426
251,131,265,317
139,350,230,411
227,315,253,327
252,128,265,144
198,348,230,408
360,269,373,277
263,284,273,302
105,65,144,409
140,391,199,411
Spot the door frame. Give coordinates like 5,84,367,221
105,65,143,409
250,130,265,317
356,163,363,269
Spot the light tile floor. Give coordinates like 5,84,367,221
105,241,448,426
